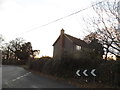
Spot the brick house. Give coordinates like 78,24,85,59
53,29,89,60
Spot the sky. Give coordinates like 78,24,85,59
0,0,102,57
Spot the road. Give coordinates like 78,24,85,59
2,65,77,88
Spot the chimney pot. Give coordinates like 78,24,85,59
61,29,64,34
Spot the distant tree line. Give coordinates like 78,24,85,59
0,36,39,65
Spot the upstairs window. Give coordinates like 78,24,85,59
76,45,81,51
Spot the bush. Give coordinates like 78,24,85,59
2,59,25,65
27,56,120,87
28,56,53,71
96,60,120,87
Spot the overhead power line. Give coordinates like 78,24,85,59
17,1,105,36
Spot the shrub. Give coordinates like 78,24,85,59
28,56,53,71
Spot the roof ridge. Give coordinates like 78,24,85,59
53,31,88,47
65,34,81,40
65,34,88,46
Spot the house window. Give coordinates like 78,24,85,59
76,45,81,51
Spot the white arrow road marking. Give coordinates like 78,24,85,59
76,70,81,76
91,69,96,76
83,69,88,76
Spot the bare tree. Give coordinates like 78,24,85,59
2,38,25,60
0,34,4,50
84,0,120,60
8,38,25,52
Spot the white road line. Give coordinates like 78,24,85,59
11,72,31,82
23,74,27,77
16,77,21,79
12,79,17,82
19,76,24,78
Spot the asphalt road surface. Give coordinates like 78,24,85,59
2,65,77,88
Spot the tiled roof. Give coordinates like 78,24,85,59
53,35,60,46
65,34,88,47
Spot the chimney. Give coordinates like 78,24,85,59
61,29,64,35
60,29,64,60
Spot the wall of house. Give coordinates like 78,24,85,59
72,44,92,60
53,30,89,60
53,30,64,60
63,36,74,58
53,37,62,60
53,35,74,60
72,44,82,59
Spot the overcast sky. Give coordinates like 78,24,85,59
0,0,102,57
